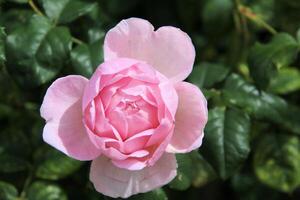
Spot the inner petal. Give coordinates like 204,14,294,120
93,95,122,140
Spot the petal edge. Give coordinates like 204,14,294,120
104,17,195,82
41,75,101,161
90,153,177,198
166,82,208,153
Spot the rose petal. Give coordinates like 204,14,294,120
112,158,147,171
90,153,177,198
166,82,208,153
159,81,178,119
104,17,195,82
82,58,140,111
40,75,101,160
112,158,147,170
145,118,174,166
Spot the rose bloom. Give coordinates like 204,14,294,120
40,18,208,198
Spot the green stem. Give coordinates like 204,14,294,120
72,37,84,45
234,0,250,38
19,169,33,200
28,0,44,16
238,5,277,35
256,19,277,35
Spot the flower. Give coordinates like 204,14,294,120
40,18,208,198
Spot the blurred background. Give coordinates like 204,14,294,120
1,0,300,199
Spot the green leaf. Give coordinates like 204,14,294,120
248,33,299,89
40,0,96,24
169,153,194,190
224,73,284,119
0,68,18,103
269,67,300,94
278,110,300,136
254,134,300,192
200,107,251,179
192,153,217,187
189,62,229,88
0,129,31,158
223,74,300,134
0,9,34,34
169,152,216,190
0,27,5,65
71,38,103,77
0,181,18,200
5,15,72,88
0,153,29,173
127,189,167,200
87,28,105,44
27,181,67,200
35,146,82,180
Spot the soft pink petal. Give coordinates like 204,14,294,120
90,153,177,198
104,18,195,82
145,118,174,166
107,109,129,139
112,158,147,170
145,118,173,147
40,75,101,160
166,82,208,153
123,134,149,154
148,128,174,166
159,81,178,119
99,58,139,75
82,58,140,111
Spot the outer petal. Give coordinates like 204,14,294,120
40,75,101,160
104,18,195,82
166,82,208,153
90,153,177,198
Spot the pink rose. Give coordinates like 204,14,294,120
40,18,208,198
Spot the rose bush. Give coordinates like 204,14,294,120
40,18,207,198
2,0,300,199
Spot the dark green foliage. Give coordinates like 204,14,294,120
0,181,18,200
26,181,68,200
254,134,300,193
200,107,250,179
248,33,299,89
39,0,97,24
34,146,83,180
1,0,300,199
189,62,230,88
71,38,104,77
0,28,5,66
5,15,72,88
